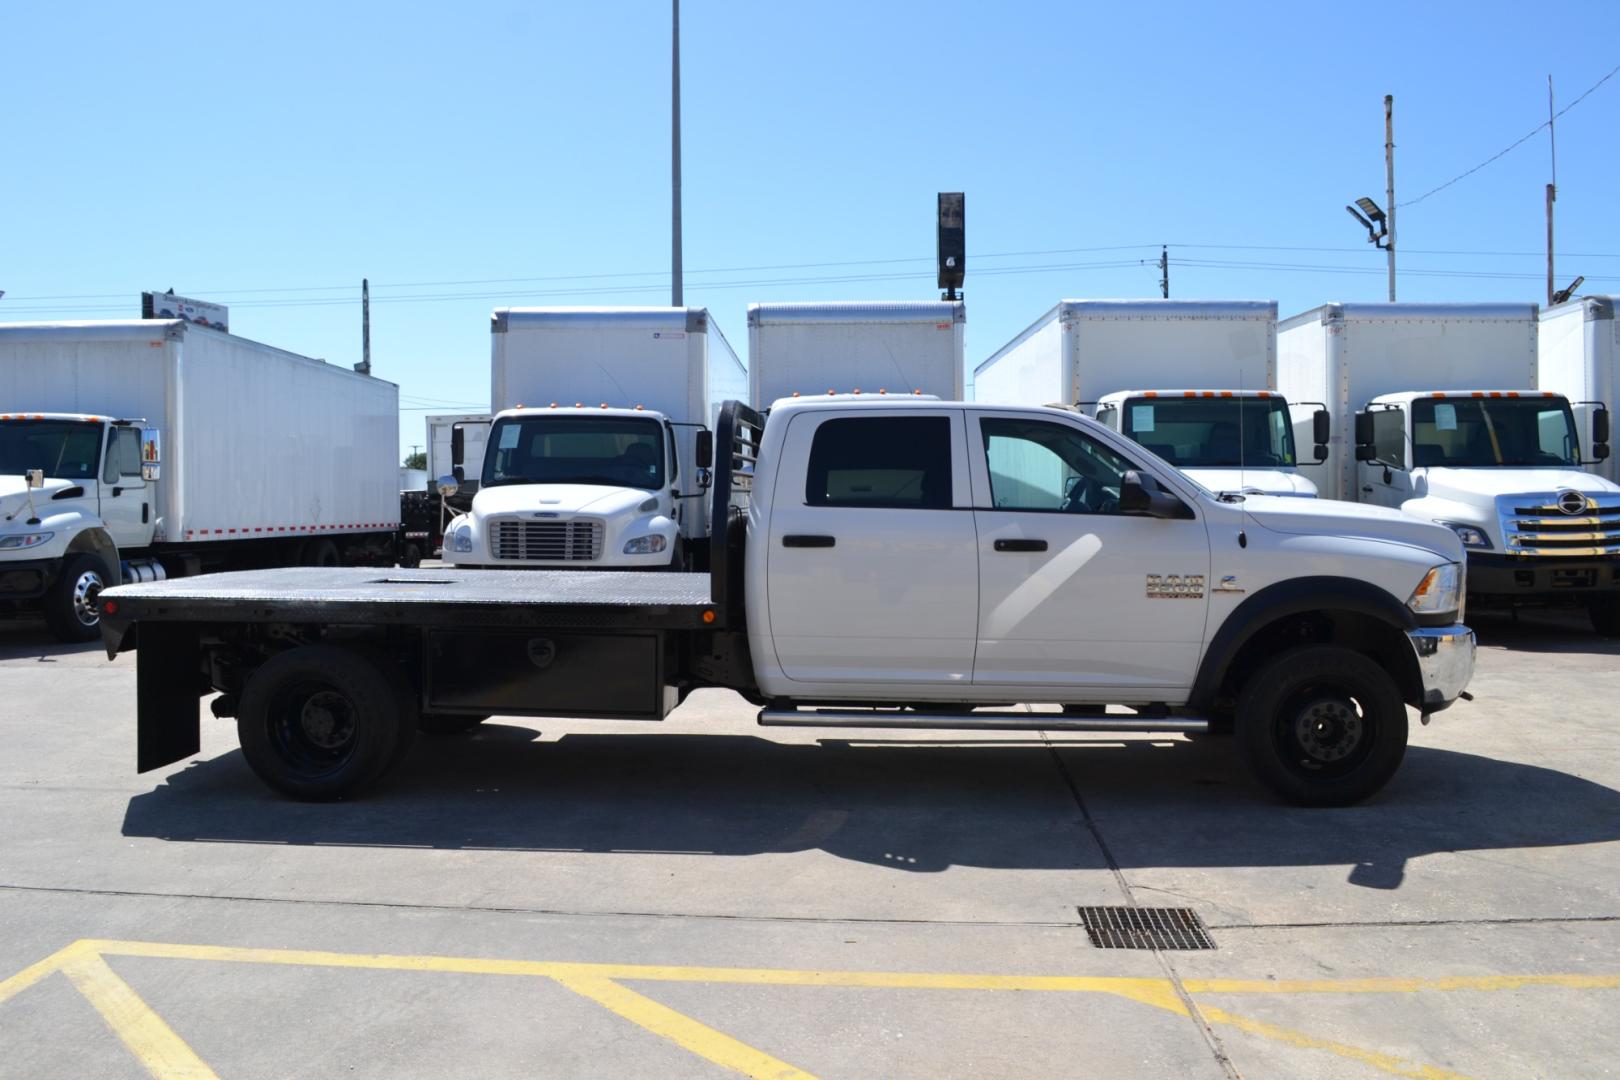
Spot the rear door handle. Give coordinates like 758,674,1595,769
994,538,1048,552
783,534,835,548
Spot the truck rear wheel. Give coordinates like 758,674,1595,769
236,645,405,800
43,553,112,643
1236,645,1408,807
301,539,341,568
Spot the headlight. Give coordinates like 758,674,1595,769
448,523,474,554
0,531,54,550
1408,562,1463,617
1437,521,1492,549
623,534,668,555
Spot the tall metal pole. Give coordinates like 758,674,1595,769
361,278,371,375
1384,95,1396,302
1158,246,1169,298
1546,75,1557,308
671,0,683,307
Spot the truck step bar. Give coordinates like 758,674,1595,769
757,708,1209,734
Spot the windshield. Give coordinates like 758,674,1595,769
1411,396,1581,467
0,419,104,480
482,415,666,490
1119,397,1296,468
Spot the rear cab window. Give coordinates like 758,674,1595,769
804,415,954,509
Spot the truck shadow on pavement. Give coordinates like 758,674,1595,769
121,726,1620,890
0,623,103,661
1468,607,1620,654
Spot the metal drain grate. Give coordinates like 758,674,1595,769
1078,906,1216,950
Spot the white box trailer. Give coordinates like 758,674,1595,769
441,307,746,570
1277,303,1538,502
973,300,1323,495
1539,296,1617,483
747,301,965,408
0,320,399,640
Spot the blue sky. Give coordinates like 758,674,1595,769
5,1,1616,458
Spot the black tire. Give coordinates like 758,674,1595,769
43,553,113,643
1588,595,1620,637
418,713,489,735
236,645,406,800
301,538,341,568
399,542,423,569
1236,645,1408,807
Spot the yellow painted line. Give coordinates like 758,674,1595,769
1185,973,1620,995
1199,1005,1469,1080
58,950,218,1080
0,941,93,1007
554,974,817,1080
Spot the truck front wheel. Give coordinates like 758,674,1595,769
236,645,405,800
1235,645,1408,807
43,553,113,643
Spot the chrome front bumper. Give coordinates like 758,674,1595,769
1406,624,1476,713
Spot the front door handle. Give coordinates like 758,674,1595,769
994,538,1048,552
783,534,835,548
1361,485,1374,494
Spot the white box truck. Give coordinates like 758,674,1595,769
747,301,965,407
975,300,1328,496
0,320,400,641
1539,296,1616,484
1277,302,1619,633
441,307,746,571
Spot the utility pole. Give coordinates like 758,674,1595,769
1158,246,1169,298
670,0,683,307
1546,75,1557,308
1384,94,1396,302
356,278,372,376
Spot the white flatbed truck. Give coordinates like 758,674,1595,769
103,397,1475,807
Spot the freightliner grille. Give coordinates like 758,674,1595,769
491,519,604,562
1497,494,1620,557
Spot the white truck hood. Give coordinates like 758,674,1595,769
1419,466,1620,503
1243,494,1463,559
1184,467,1318,498
472,483,655,519
0,475,77,523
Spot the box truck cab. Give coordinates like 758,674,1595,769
1092,390,1327,497
976,300,1327,497
440,307,745,570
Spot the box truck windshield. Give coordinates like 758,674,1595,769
483,415,667,490
1408,397,1581,468
1111,397,1297,468
0,419,103,480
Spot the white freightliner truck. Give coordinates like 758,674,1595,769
104,395,1475,808
747,301,965,406
1277,302,1618,634
441,307,746,571
0,320,400,642
975,300,1329,497
1539,296,1617,484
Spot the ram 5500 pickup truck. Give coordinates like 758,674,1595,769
102,397,1475,806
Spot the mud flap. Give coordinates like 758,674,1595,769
136,622,203,772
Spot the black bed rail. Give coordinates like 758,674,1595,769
709,400,764,625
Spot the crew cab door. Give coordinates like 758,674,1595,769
766,408,978,685
99,426,150,549
968,412,1210,693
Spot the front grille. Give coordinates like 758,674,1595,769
1498,495,1620,556
491,519,604,561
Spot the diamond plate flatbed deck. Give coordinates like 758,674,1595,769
100,566,717,640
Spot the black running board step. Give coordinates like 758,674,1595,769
757,709,1208,733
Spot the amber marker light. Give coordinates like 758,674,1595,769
702,610,716,624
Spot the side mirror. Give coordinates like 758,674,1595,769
25,468,44,490
451,425,465,467
436,474,460,498
1355,443,1378,462
695,429,713,469
1595,443,1611,463
452,465,465,484
1312,409,1331,446
1594,407,1611,446
1353,411,1374,447
1313,443,1329,463
1119,470,1188,519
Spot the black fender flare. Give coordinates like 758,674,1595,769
1188,576,1416,711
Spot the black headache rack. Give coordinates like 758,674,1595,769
707,399,763,626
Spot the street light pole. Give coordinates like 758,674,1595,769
1384,94,1396,302
671,0,683,308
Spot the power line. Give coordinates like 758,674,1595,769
1401,61,1620,208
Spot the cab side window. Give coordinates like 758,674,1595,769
1371,408,1406,469
805,416,953,509
981,418,1137,515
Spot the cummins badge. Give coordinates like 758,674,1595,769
1146,574,1206,599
